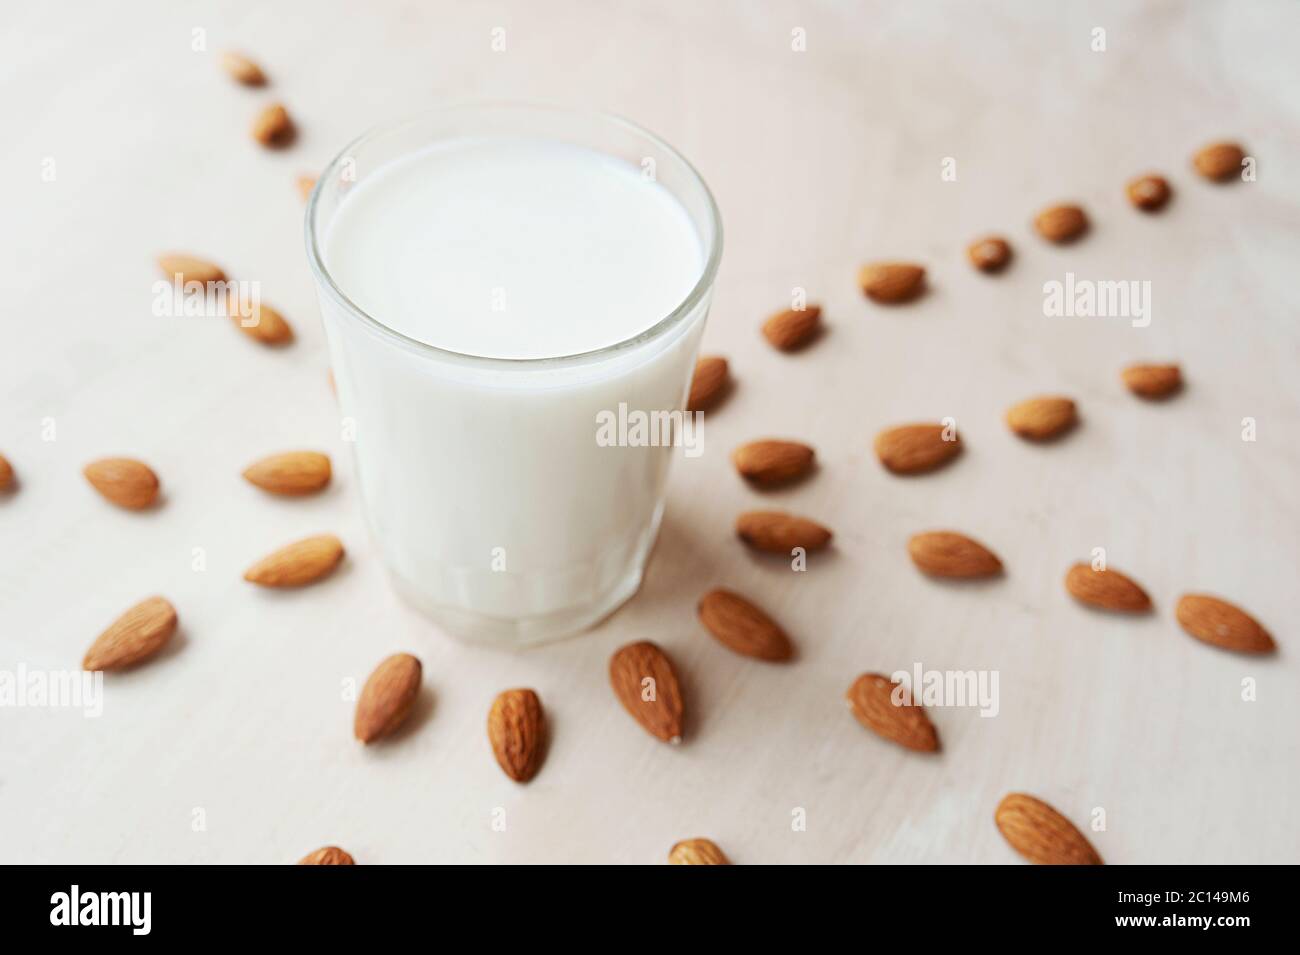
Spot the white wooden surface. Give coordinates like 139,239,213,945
2,0,1298,864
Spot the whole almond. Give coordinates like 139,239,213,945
298,846,355,865
1193,141,1246,182
244,534,344,588
698,589,794,661
157,254,225,285
488,688,545,782
908,531,1003,579
609,641,684,743
1065,563,1152,613
858,262,925,303
731,439,815,486
687,355,729,412
1122,363,1182,399
242,451,332,496
995,793,1102,865
735,511,832,553
354,653,422,743
84,596,178,671
230,301,294,345
220,51,266,86
84,457,160,510
1175,594,1275,654
1005,396,1077,441
1126,174,1171,211
252,102,294,147
0,453,14,491
762,305,821,351
967,236,1012,273
1033,204,1088,243
845,673,939,753
873,423,962,474
669,838,730,865
297,174,317,202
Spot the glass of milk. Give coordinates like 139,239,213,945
305,104,722,646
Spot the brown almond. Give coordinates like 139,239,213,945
845,673,939,753
1005,396,1077,441
298,846,355,865
967,236,1012,273
762,305,821,351
297,174,317,202
84,457,160,510
354,653,422,743
157,254,225,285
1122,363,1182,399
995,793,1103,865
0,453,13,491
230,301,294,345
1065,563,1152,613
220,51,266,86
244,534,344,588
908,531,1002,579
698,589,793,661
242,451,332,496
1193,141,1245,182
1176,594,1275,654
669,838,730,865
84,596,178,671
873,423,962,475
735,511,832,554
731,439,815,486
609,641,684,743
1126,174,1171,211
687,355,729,412
487,688,545,782
252,102,294,147
1033,204,1088,243
858,262,925,303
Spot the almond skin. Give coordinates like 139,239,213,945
845,673,939,752
858,262,925,303
873,423,962,474
0,453,14,491
83,596,178,671
1033,204,1088,243
84,457,160,510
1122,363,1182,399
1176,594,1275,654
731,440,815,486
244,534,344,588
297,174,317,202
1005,396,1077,441
488,688,545,782
995,793,1103,865
669,839,730,865
1065,563,1153,613
1193,141,1246,182
698,589,794,661
354,653,422,743
908,531,1003,579
220,51,266,86
242,451,332,496
735,511,832,553
609,641,685,743
967,236,1012,273
1126,174,1172,211
230,301,294,345
252,102,294,147
157,254,225,285
762,305,821,351
298,846,355,865
687,355,729,412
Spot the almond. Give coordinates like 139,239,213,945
1126,174,1171,211
735,511,832,553
297,174,317,202
669,838,730,865
908,531,1002,578
873,423,962,474
242,451,332,496
845,673,939,753
698,589,794,661
687,355,729,412
230,301,294,345
244,534,344,588
1005,396,1077,441
83,596,178,671
220,51,266,86
1121,363,1182,399
354,653,422,743
298,846,355,865
84,457,160,510
731,439,815,486
858,262,925,303
967,236,1012,273
995,793,1102,865
762,305,821,351
609,641,684,743
1193,141,1245,182
1033,204,1088,243
488,688,545,782
157,254,225,285
0,453,13,491
252,102,294,147
1064,563,1152,613
1175,594,1275,654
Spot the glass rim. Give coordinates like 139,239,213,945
303,101,724,369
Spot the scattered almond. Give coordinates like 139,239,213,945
296,174,317,202
609,641,685,743
83,596,178,671
687,355,729,412
244,534,344,588
1065,563,1152,613
762,305,821,351
873,423,962,474
1126,174,1171,211
1176,594,1275,654
230,301,294,345
242,451,332,496
1122,363,1182,399
995,793,1103,865
698,589,794,661
731,439,815,486
220,51,266,86
354,653,422,743
1193,141,1245,182
858,262,925,303
967,236,1012,273
735,511,832,553
669,838,731,865
1005,396,1077,441
0,453,13,491
908,531,1003,578
298,846,355,865
487,688,545,782
1033,204,1088,243
84,457,160,510
252,102,294,147
845,673,939,753
157,254,225,285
